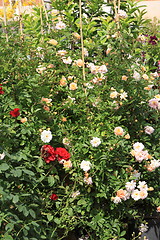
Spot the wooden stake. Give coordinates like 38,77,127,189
2,0,9,42
18,0,23,40
79,0,86,82
41,0,51,33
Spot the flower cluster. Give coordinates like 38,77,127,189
112,180,149,203
131,142,151,163
41,145,71,165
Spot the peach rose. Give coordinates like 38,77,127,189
114,127,124,136
60,76,67,86
116,189,126,199
69,82,77,90
48,39,58,45
20,117,27,123
156,206,160,212
122,75,128,81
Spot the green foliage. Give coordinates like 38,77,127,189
0,0,160,239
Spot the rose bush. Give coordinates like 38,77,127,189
0,0,160,239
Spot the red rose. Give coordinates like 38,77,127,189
41,145,56,163
55,147,71,161
50,193,58,201
10,108,20,117
0,84,4,95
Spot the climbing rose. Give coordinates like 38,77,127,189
10,108,20,117
55,147,70,161
0,84,4,94
41,145,56,163
50,193,58,200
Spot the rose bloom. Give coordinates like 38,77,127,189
55,147,71,161
137,181,148,191
142,73,149,80
106,47,112,55
41,145,56,163
84,176,92,185
122,75,128,81
156,206,160,212
144,85,153,91
57,50,67,56
134,150,149,162
80,160,91,172
60,76,67,86
124,133,130,139
43,105,50,111
36,66,46,74
63,159,72,168
72,191,80,198
120,91,128,100
50,193,58,200
10,108,20,117
83,48,88,57
133,71,140,80
41,130,52,143
125,180,136,192
148,98,159,110
69,82,77,90
139,223,148,233
155,94,160,100
55,21,66,30
62,56,72,64
139,190,148,200
62,137,70,146
0,84,4,94
90,137,101,147
74,59,83,67
112,196,122,204
98,65,108,74
131,189,141,201
20,117,27,123
72,32,81,40
41,97,52,104
48,39,58,45
133,142,144,152
116,189,127,199
147,159,160,172
144,126,154,135
47,64,55,68
110,91,118,98
0,152,5,160
114,127,124,136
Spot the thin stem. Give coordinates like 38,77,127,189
40,4,44,41
18,0,23,40
79,0,86,82
41,0,51,33
113,0,120,30
2,0,8,42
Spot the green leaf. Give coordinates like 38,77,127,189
29,209,36,218
54,218,61,224
12,195,19,203
77,199,87,205
3,234,13,240
47,214,53,222
68,208,73,216
5,223,14,232
23,169,35,176
0,163,9,171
